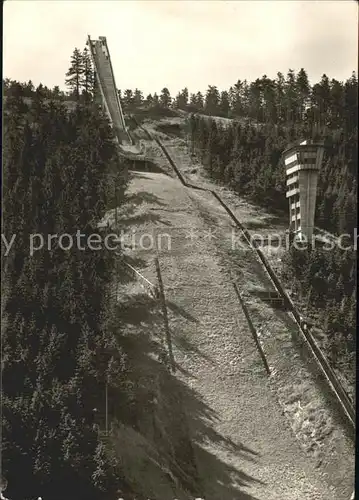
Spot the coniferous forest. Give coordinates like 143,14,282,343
2,52,357,497
2,85,130,498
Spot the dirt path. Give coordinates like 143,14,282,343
120,169,353,500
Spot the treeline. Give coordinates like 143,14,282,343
119,87,179,119
3,78,68,101
120,69,357,127
6,62,357,132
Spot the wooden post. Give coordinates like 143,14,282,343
105,380,108,436
232,280,271,375
114,178,120,303
114,177,118,229
0,407,2,496
154,256,175,372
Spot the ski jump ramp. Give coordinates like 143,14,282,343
87,35,136,149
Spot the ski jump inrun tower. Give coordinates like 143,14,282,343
87,35,132,145
283,140,325,242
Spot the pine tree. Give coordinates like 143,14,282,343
23,80,35,97
231,80,244,116
285,69,297,123
248,79,262,121
152,92,160,106
219,90,230,117
123,89,133,108
295,68,310,121
51,85,62,100
65,48,85,101
188,91,204,112
275,72,285,123
260,75,277,123
175,87,189,110
160,87,171,108
133,88,143,107
81,47,94,102
205,85,220,115
146,93,154,106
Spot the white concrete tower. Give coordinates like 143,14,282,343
283,140,325,242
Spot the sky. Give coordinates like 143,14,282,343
3,0,358,96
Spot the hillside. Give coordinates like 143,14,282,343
110,120,354,499
147,111,356,394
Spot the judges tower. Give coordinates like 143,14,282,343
283,140,325,241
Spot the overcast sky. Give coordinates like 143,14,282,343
3,0,358,96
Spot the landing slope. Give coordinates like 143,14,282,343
120,168,352,500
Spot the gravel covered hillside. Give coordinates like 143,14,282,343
118,155,354,499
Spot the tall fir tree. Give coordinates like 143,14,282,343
65,48,85,100
81,47,94,102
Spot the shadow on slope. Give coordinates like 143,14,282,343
129,157,169,175
125,191,167,208
245,213,287,230
154,122,185,139
104,157,263,498
112,190,172,229
166,300,200,323
120,211,172,228
109,287,263,500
